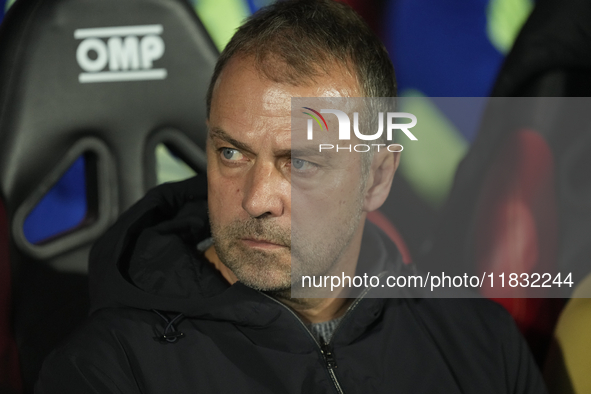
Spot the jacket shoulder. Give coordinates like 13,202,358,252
396,297,547,394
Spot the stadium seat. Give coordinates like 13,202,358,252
0,0,217,391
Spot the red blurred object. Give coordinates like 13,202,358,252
368,210,413,265
475,129,563,360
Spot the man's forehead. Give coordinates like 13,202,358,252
207,57,362,152
210,56,361,116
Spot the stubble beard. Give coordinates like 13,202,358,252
288,202,363,296
211,216,292,292
210,195,364,297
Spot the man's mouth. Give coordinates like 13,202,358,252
241,237,287,249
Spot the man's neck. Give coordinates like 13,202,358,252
203,245,354,324
269,291,354,324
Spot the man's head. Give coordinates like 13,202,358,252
206,0,399,293
205,0,397,116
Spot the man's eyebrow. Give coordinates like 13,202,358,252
209,126,255,155
210,127,326,159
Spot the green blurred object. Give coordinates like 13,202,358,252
487,0,533,54
6,0,17,12
397,90,468,209
155,144,196,185
193,0,250,51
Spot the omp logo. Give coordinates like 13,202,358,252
74,24,167,83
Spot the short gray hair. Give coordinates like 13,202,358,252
205,0,397,118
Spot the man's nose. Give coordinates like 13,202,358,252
242,161,288,218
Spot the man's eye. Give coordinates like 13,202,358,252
292,158,315,171
221,148,244,161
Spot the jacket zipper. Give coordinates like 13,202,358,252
260,292,345,394
259,274,384,394
319,339,343,393
319,276,382,393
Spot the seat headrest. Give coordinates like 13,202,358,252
0,0,217,204
0,0,218,259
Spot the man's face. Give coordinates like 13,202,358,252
207,56,365,292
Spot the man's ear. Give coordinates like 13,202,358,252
363,149,400,212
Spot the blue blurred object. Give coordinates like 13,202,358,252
246,0,273,14
0,0,6,23
23,156,87,244
385,0,505,100
379,0,533,209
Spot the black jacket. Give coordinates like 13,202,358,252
36,177,546,394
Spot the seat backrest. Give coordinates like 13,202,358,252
0,0,217,390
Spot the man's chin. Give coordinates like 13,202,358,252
238,276,291,293
218,242,288,277
263,287,292,300
226,257,291,291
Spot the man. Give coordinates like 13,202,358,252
37,0,546,392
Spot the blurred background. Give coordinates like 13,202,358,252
2,0,590,393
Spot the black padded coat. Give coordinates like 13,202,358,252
36,177,547,394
